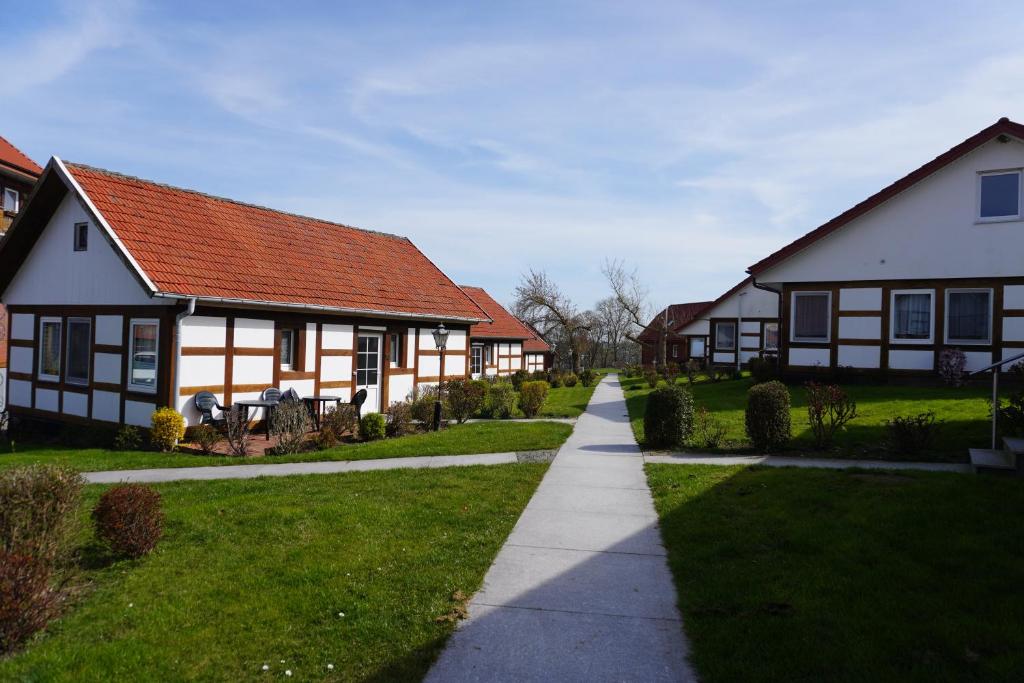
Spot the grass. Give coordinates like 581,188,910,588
621,373,991,461
536,377,602,417
0,464,547,681
646,463,1024,682
0,421,573,472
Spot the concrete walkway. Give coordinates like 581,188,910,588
646,453,970,473
427,375,696,682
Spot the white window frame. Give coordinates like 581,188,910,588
977,169,1023,223
65,317,92,386
128,318,160,394
73,222,88,251
944,288,993,345
763,322,780,351
389,333,401,367
714,322,736,351
890,289,935,344
688,337,705,358
471,345,483,375
38,317,62,383
280,329,295,371
671,343,679,358
790,291,832,343
484,344,493,365
3,188,19,213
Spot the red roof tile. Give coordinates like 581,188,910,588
0,136,42,179
749,117,1024,275
637,301,712,342
64,163,485,321
523,334,550,353
463,286,533,339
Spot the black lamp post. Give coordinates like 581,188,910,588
431,323,449,431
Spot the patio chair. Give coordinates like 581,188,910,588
261,387,282,403
281,388,300,403
194,391,227,427
351,389,368,419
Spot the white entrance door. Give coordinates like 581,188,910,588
357,332,383,413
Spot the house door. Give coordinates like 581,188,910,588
357,332,383,413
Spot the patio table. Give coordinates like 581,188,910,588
303,395,342,431
233,399,279,441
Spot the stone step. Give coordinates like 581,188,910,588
969,448,1016,471
1003,436,1024,455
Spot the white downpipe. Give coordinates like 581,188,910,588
172,297,197,412
736,292,746,373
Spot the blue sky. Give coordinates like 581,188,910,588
4,1,1024,314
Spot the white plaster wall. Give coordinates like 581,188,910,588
305,323,317,362
840,288,883,311
406,328,416,366
1005,285,1024,310
175,394,207,427
713,352,735,364
1002,347,1024,362
838,345,881,368
677,319,710,336
11,313,33,340
320,356,352,382
181,316,226,346
703,281,779,319
963,351,993,372
0,369,5,411
62,391,88,417
92,390,120,422
789,348,830,367
740,334,760,347
759,138,1024,285
444,355,466,376
739,350,759,363
5,193,162,306
323,324,354,349
419,355,440,377
180,355,226,387
233,318,274,347
9,380,31,407
1003,317,1024,342
94,353,121,384
280,378,314,397
446,329,467,352
389,375,414,406
10,346,33,374
95,315,122,346
838,316,882,340
232,355,273,385
35,388,59,412
740,321,761,335
888,350,934,370
484,367,497,377
124,400,155,427
419,329,436,350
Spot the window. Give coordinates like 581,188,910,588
688,337,705,358
891,290,934,342
129,319,159,392
66,318,91,385
946,289,992,344
791,292,831,342
485,344,493,364
715,322,736,351
389,333,401,366
471,346,483,375
356,335,380,387
671,344,679,358
764,322,780,351
979,171,1021,220
280,329,296,370
3,188,18,213
38,317,62,382
73,222,88,251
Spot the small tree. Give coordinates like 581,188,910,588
745,381,791,452
445,380,487,423
224,405,252,456
643,384,695,449
805,382,858,449
519,381,550,418
270,401,309,454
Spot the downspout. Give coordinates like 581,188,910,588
172,297,197,412
736,292,745,373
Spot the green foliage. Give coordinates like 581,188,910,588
149,408,185,452
112,425,142,452
747,356,778,384
886,412,941,456
745,380,791,452
685,359,702,384
269,401,309,455
187,425,220,455
643,368,660,388
579,368,597,387
693,406,728,449
562,372,578,387
359,413,387,441
384,401,414,438
805,382,858,449
444,380,487,424
318,405,357,449
92,484,164,559
643,384,695,449
510,369,530,391
409,385,442,430
0,551,60,655
996,364,1024,437
0,465,83,564
519,381,550,418
484,382,517,419
548,370,564,389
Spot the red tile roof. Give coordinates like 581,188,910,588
63,162,486,321
0,135,42,180
749,117,1024,275
637,301,712,342
523,333,550,353
463,286,533,339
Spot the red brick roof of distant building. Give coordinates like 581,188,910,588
462,286,534,339
0,135,42,180
637,301,713,342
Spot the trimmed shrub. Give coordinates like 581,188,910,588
643,368,660,388
224,405,251,457
748,356,778,385
360,412,386,441
112,425,142,451
445,379,487,424
530,370,547,381
805,382,858,449
510,369,530,391
886,412,941,456
269,400,310,455
484,382,517,419
0,551,61,655
149,408,185,452
92,484,164,558
643,384,695,449
384,401,414,438
579,368,597,387
562,372,578,387
0,465,83,564
745,381,791,452
187,424,220,455
664,363,681,383
519,381,550,418
693,406,727,449
685,359,702,384
409,385,442,430
938,348,967,387
548,371,564,389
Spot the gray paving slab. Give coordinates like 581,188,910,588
427,374,695,682
645,452,971,473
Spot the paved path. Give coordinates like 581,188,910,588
83,452,528,484
645,453,970,473
426,375,696,682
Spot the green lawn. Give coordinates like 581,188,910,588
0,464,546,681
0,421,573,472
647,464,1024,682
622,373,991,461
536,376,602,418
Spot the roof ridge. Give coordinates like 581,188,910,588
0,134,42,176
63,161,410,242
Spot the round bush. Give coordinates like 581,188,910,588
745,380,791,452
92,484,164,558
562,373,578,387
519,381,550,418
149,408,185,452
580,368,597,387
359,412,387,441
643,384,695,449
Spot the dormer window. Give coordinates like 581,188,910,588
978,170,1021,221
3,188,18,213
73,222,88,251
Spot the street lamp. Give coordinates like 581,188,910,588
431,323,449,431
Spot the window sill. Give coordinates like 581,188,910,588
944,339,991,346
791,338,830,344
890,338,934,345
975,216,1023,225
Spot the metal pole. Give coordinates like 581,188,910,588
992,368,999,450
434,347,445,431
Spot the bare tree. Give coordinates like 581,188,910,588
602,259,670,366
514,270,591,373
595,296,631,366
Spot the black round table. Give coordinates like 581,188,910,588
233,399,279,440
303,396,342,431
